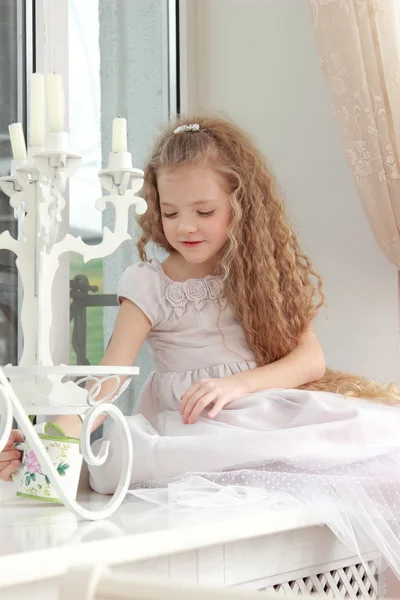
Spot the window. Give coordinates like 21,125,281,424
0,0,30,365
2,0,178,414
66,0,178,412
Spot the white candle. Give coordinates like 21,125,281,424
46,74,65,132
8,123,27,160
112,118,128,153
29,73,45,147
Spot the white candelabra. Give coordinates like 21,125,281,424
0,73,146,520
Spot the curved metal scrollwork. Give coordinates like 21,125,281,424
0,368,133,520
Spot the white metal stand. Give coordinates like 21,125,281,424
0,128,146,520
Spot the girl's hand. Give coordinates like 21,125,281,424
0,429,24,482
180,376,248,424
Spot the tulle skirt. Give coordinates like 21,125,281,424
89,388,400,578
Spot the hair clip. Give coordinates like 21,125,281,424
173,124,200,134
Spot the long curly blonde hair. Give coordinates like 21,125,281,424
138,115,399,403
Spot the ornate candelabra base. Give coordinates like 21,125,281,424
0,366,138,520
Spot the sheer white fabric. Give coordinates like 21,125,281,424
90,390,400,577
310,0,400,267
89,261,400,578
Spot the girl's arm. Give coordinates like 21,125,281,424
53,299,152,438
180,325,326,424
234,325,326,394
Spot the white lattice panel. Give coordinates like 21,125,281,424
261,560,380,598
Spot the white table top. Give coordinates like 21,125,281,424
0,486,321,588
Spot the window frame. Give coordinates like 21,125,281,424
31,0,179,365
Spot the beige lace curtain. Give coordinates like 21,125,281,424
310,0,400,267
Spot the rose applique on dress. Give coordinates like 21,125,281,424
165,277,224,316
165,283,188,317
183,280,208,311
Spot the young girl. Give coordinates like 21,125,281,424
2,116,400,575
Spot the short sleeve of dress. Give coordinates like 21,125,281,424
117,262,165,327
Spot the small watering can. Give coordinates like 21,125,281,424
13,422,83,503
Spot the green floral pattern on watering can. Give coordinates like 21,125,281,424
15,422,83,503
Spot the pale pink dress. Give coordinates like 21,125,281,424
88,260,400,577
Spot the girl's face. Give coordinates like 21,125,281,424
158,162,231,266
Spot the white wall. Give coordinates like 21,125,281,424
192,0,399,383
